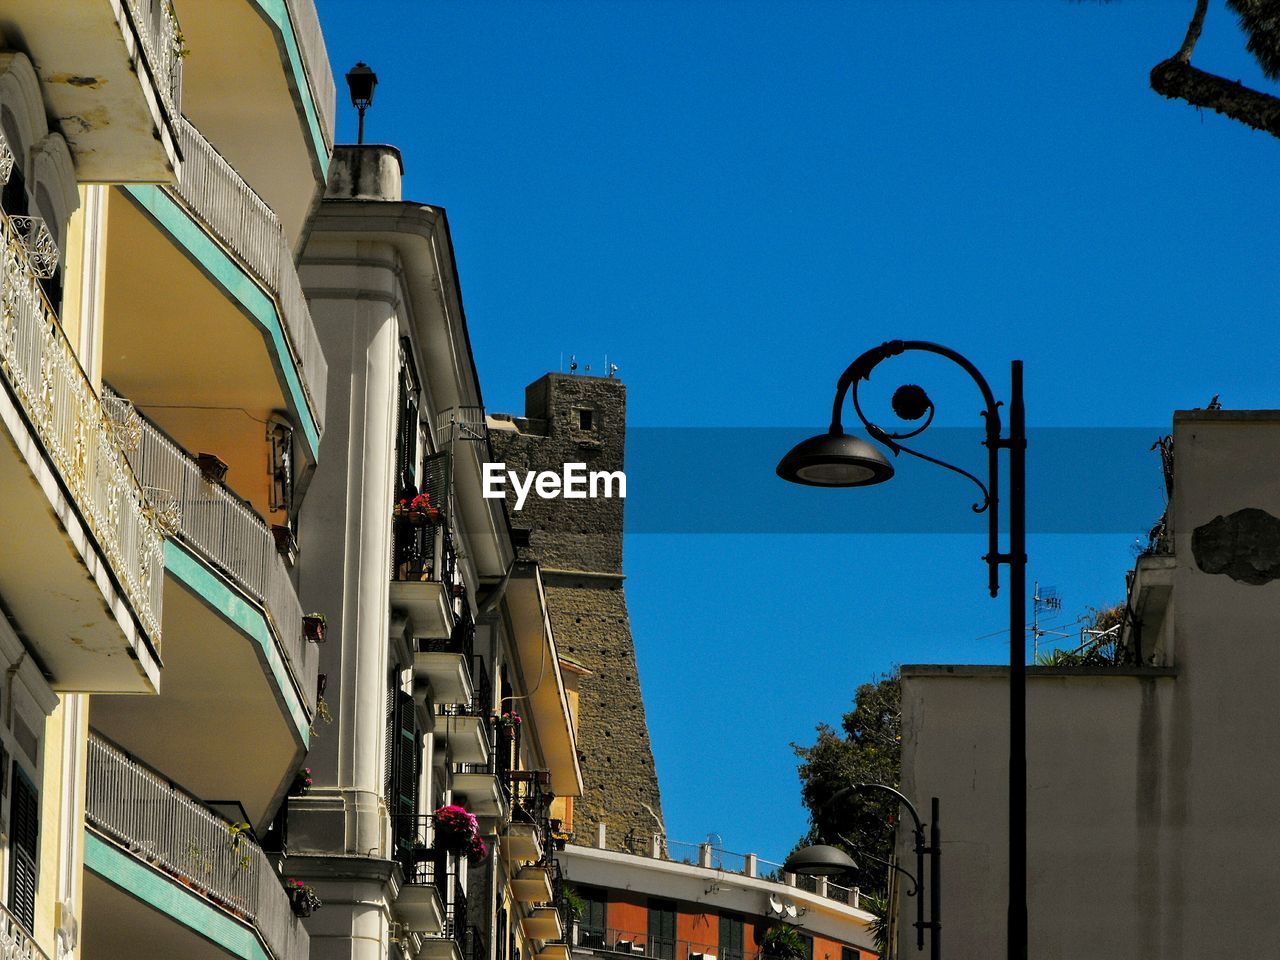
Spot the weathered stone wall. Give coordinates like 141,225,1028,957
489,373,665,850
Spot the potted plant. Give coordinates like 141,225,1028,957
290,766,313,797
497,711,522,739
394,492,440,526
466,832,488,864
286,878,322,917
196,452,229,484
302,613,326,644
433,803,480,855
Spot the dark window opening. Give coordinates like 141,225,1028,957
648,898,677,960
580,887,608,948
719,914,744,960
577,409,593,431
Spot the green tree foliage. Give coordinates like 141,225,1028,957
760,924,806,960
792,671,901,896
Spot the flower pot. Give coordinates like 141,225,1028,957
302,616,326,644
290,894,312,918
196,452,229,484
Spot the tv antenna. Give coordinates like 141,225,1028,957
1032,582,1062,660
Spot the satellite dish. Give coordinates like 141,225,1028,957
784,900,799,919
768,895,784,916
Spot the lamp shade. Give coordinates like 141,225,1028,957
783,844,858,877
776,431,894,487
346,62,378,108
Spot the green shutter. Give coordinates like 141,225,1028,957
423,451,451,520
9,766,38,932
390,690,419,855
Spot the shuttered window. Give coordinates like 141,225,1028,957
719,914,744,960
386,683,419,857
422,450,450,521
648,899,676,960
395,344,421,497
580,887,608,948
9,766,37,932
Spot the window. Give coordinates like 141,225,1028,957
648,899,677,960
841,948,859,960
395,342,421,498
8,765,37,932
798,934,813,960
385,678,419,859
579,887,608,948
719,914,744,960
577,408,594,431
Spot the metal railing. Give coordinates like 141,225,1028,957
171,118,328,431
86,734,308,960
583,928,760,960
393,515,459,589
0,899,48,960
103,391,317,714
122,0,184,117
284,0,336,148
0,186,165,645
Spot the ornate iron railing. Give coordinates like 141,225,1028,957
102,391,317,714
86,733,308,960
171,118,328,431
122,0,184,117
284,0,336,148
0,899,48,960
0,186,165,645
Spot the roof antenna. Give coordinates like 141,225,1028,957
569,354,578,374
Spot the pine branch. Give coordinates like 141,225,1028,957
1151,57,1280,138
1176,0,1210,62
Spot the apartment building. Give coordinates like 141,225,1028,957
288,143,583,960
895,410,1280,957
0,0,335,958
558,840,876,960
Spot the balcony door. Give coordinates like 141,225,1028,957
648,898,676,960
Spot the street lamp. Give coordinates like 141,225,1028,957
785,784,940,960
777,340,1026,960
345,62,378,144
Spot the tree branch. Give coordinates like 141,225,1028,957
1151,57,1280,139
1176,0,1209,63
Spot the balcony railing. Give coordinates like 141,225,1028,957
0,899,49,960
103,391,317,713
583,928,761,960
391,827,470,945
393,514,459,588
122,0,184,117
0,183,165,644
171,118,328,430
86,733,308,960
285,0,336,149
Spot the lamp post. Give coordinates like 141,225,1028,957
345,62,378,144
777,340,1026,960
785,784,940,960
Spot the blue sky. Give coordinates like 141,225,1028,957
314,0,1280,862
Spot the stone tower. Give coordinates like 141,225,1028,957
489,373,664,851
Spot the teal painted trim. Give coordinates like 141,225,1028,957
165,540,311,744
122,186,321,457
252,0,330,168
85,832,272,960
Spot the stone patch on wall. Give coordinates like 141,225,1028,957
1192,507,1280,585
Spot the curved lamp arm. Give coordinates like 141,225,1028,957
828,339,1005,597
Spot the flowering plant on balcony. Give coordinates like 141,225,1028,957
434,803,480,854
290,766,313,796
302,613,326,644
467,832,488,864
394,491,441,525
286,878,322,917
497,711,522,738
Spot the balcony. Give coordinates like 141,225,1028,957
172,0,335,242
412,601,474,708
394,516,461,640
521,906,563,943
2,0,183,180
0,900,48,960
93,395,316,825
106,116,327,468
537,946,571,960
452,760,508,820
511,864,554,904
416,850,470,960
502,822,544,865
0,174,164,693
83,733,309,960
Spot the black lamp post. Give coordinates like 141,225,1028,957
777,340,1026,960
345,62,378,144
785,784,940,960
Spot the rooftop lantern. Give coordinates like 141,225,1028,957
345,62,378,144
